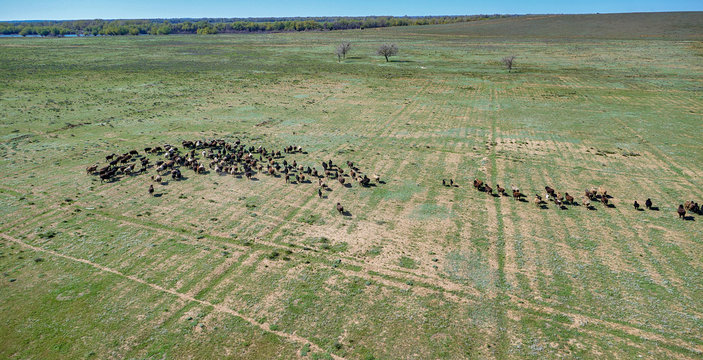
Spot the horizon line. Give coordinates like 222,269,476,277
2,10,700,23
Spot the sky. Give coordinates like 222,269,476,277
0,0,701,21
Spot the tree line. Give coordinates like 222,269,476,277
0,15,513,36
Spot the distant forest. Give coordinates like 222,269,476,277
0,15,512,36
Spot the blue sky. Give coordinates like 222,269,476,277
0,0,701,21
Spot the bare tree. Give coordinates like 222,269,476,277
335,41,351,62
502,55,516,72
377,43,398,62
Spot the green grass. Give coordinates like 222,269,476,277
1,13,702,359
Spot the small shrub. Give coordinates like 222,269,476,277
399,256,417,269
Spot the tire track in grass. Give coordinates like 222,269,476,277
507,292,703,357
611,116,703,198
552,153,702,337
494,153,533,299
188,250,249,300
74,176,700,350
517,161,703,354
0,207,61,235
2,197,700,353
90,208,480,298
487,89,510,358
0,233,346,360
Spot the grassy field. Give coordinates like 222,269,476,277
1,13,702,359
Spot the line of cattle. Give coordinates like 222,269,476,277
86,139,382,214
462,178,701,220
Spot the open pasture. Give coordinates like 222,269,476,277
1,13,702,359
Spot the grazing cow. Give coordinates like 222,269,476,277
634,201,640,210
149,184,154,195
583,197,591,208
545,186,555,196
336,202,344,214
473,179,483,190
534,194,542,207
285,174,290,183
442,179,446,186
99,171,113,183
598,186,607,198
678,204,686,219
151,174,162,183
484,184,493,195
511,186,522,200
450,179,454,187
318,188,322,198
601,196,609,206
585,189,596,200
373,174,381,183
684,200,693,211
338,177,345,186
554,197,563,208
496,184,506,196
360,175,371,187
564,193,574,205
86,164,98,174
129,150,138,155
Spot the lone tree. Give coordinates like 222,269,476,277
377,43,398,62
335,41,351,62
501,55,516,72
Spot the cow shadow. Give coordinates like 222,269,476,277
341,210,352,217
683,216,696,221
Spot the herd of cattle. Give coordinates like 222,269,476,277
86,139,382,213
465,178,701,220
86,138,699,220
